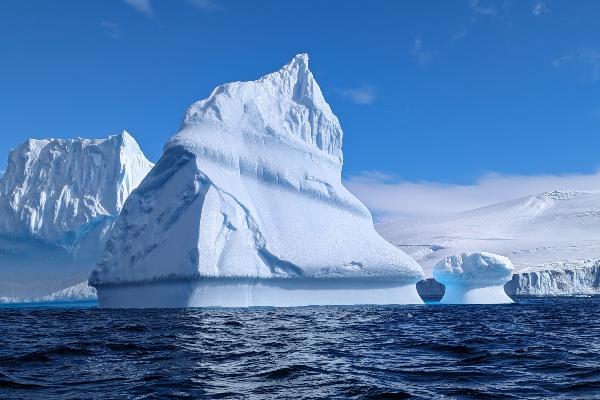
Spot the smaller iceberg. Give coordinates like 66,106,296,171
433,252,514,304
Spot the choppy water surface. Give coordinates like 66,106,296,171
1,298,600,399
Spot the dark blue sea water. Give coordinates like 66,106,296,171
1,298,599,399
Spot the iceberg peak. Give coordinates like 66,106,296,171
277,53,310,81
175,53,343,163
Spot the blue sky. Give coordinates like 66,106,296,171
1,1,600,217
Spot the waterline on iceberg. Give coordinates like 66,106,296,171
95,277,423,308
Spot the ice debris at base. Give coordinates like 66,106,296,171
90,54,423,307
0,132,153,300
379,190,600,297
0,282,97,304
433,252,514,304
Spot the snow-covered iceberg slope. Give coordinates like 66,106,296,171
90,54,423,308
434,252,514,304
377,190,600,297
0,132,153,300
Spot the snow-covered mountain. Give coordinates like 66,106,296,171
0,131,153,299
376,190,600,296
90,54,423,307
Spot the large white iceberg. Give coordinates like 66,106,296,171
434,252,514,304
0,132,153,300
90,54,423,308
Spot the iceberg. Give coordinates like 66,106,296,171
433,252,514,304
38,282,97,303
0,132,153,299
505,259,600,297
90,54,424,308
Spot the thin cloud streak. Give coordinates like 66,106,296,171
345,169,600,220
187,0,222,11
532,2,549,16
100,21,119,39
469,0,498,16
339,85,377,105
412,38,437,65
123,0,153,18
553,47,600,82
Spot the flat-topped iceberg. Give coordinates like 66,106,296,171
434,252,514,304
0,132,153,300
90,54,423,308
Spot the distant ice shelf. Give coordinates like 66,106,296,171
505,259,600,297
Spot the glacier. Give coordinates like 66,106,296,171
505,259,600,297
433,252,514,304
0,132,153,300
377,190,600,298
90,54,424,308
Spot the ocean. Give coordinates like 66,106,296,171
1,297,599,399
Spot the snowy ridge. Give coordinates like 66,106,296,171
90,55,423,306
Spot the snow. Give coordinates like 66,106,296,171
0,282,96,304
505,259,600,297
90,54,423,307
0,132,153,300
39,282,97,302
433,252,514,304
377,190,600,296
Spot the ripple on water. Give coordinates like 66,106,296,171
0,298,599,398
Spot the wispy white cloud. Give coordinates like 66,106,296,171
339,85,377,105
452,27,469,41
345,169,600,220
553,47,600,82
412,38,437,65
100,21,119,39
187,0,222,11
532,1,549,16
123,0,153,18
469,0,498,16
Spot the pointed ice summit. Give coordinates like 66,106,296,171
0,131,153,300
90,54,423,307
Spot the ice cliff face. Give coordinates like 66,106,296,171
505,259,600,297
90,54,423,291
0,132,153,299
0,131,153,243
